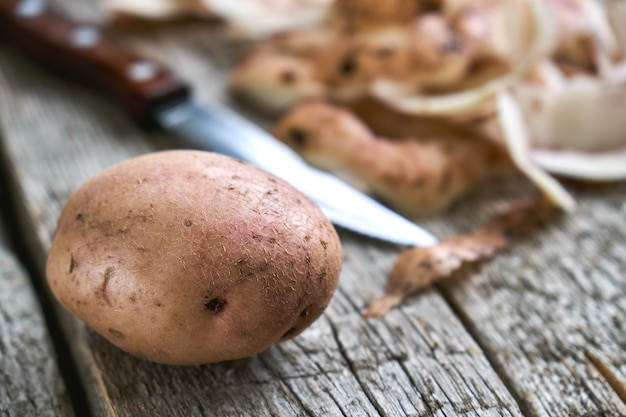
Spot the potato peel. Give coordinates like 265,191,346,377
526,77,626,152
605,0,626,56
371,0,557,117
496,91,577,211
363,194,558,318
104,0,332,36
371,75,510,118
531,148,626,181
103,0,212,21
209,0,332,37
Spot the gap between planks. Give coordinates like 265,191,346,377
0,140,95,417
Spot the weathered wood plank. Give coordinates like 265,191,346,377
434,187,626,416
0,4,524,416
0,213,74,416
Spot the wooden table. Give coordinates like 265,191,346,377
1,2,626,416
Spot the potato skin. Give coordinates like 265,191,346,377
46,150,342,365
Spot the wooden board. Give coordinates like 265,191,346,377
0,207,74,416
441,186,626,416
1,1,625,416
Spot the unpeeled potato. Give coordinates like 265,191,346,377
46,150,342,366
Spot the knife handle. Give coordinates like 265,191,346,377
0,0,191,125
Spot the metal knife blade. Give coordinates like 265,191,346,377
0,0,438,246
158,101,438,247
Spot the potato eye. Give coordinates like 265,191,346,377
280,70,297,84
339,55,358,77
205,298,227,314
288,128,309,148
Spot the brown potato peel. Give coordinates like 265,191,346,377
364,194,558,318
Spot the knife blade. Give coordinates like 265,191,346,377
0,0,438,247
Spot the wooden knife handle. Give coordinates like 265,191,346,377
0,0,191,125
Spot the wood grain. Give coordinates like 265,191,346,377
0,215,74,416
439,186,626,416
0,0,625,415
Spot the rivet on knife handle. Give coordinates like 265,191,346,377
0,0,191,125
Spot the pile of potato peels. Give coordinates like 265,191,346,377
107,0,626,315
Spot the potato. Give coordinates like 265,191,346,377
46,150,342,365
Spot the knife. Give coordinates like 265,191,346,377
0,0,438,247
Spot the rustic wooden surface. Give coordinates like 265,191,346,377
0,198,74,416
1,1,626,416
